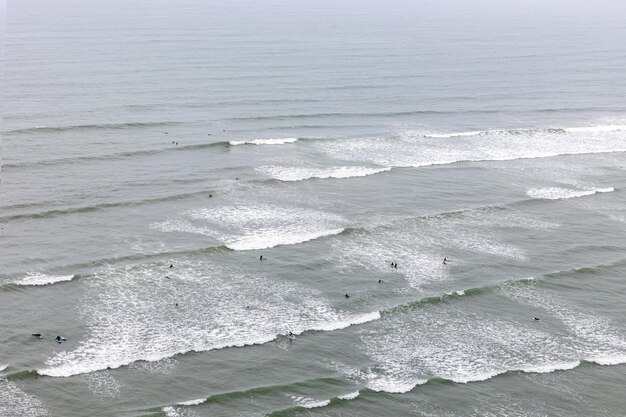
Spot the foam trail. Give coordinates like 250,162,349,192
177,398,206,406
257,165,391,182
11,273,75,286
226,228,345,251
527,187,614,200
0,364,7,372
424,130,483,138
519,361,580,374
318,124,626,169
38,260,381,377
337,390,360,400
229,137,298,146
154,204,347,251
291,395,331,409
586,353,626,366
564,124,626,133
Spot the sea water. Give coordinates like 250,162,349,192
1,1,626,416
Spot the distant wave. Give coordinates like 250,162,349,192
526,187,614,200
564,124,626,133
422,123,626,139
0,188,217,222
257,165,391,182
11,273,75,287
319,124,626,171
2,141,231,171
229,137,298,146
21,259,626,378
4,121,180,135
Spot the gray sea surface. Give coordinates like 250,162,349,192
1,1,626,416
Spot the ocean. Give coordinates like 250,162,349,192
1,1,626,416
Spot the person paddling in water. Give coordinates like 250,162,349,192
443,258,448,265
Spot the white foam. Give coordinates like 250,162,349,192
424,130,483,138
229,137,298,146
12,273,74,286
337,390,360,400
519,360,580,374
162,406,186,417
585,353,626,366
291,395,331,409
317,125,626,169
178,398,206,406
499,283,626,363
82,371,122,399
353,301,587,393
38,261,381,377
182,204,347,251
257,165,390,182
226,228,345,251
527,187,614,200
449,369,507,384
564,124,626,133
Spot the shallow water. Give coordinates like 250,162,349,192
2,1,626,416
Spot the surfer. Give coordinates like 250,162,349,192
260,255,263,261
345,293,350,298
55,336,66,343
378,279,383,283
443,258,448,265
169,264,173,268
533,317,540,321
32,333,43,339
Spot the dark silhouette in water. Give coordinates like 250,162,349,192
169,264,173,268
533,317,540,321
345,293,350,298
260,255,264,261
443,258,448,265
378,279,383,283
32,333,43,339
55,336,66,343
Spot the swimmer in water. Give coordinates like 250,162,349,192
345,293,350,298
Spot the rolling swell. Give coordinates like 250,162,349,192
181,358,623,417
28,260,623,378
4,121,181,135
0,188,218,222
2,141,232,171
